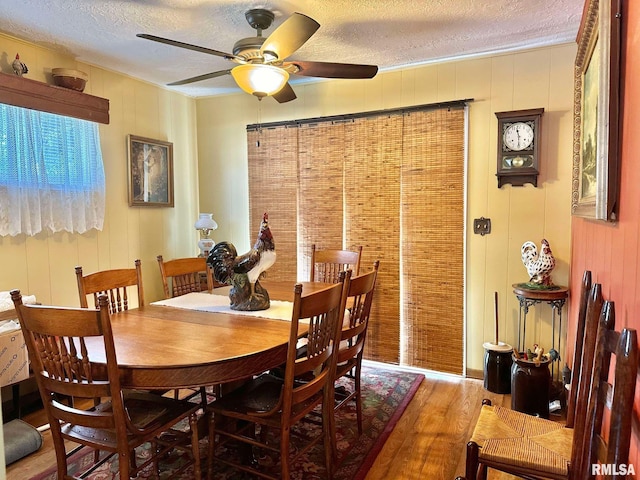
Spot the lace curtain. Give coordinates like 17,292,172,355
0,104,105,236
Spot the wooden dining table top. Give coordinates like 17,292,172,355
88,280,331,390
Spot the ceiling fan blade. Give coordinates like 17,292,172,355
285,61,378,79
167,69,232,86
137,34,237,60
260,13,320,61
273,83,297,103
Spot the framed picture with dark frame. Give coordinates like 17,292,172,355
127,135,174,207
571,0,621,221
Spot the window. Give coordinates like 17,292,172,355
0,103,105,236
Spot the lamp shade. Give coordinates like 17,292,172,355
231,64,289,98
195,213,217,257
194,213,218,231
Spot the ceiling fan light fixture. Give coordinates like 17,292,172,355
261,50,278,63
231,64,289,98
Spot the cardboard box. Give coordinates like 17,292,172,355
0,320,29,387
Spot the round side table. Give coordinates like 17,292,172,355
512,284,568,383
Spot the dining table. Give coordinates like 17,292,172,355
87,281,332,390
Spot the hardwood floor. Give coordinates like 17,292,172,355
363,367,521,480
5,366,541,479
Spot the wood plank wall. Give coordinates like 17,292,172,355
196,44,577,375
568,0,640,469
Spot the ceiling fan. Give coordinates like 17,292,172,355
137,9,378,103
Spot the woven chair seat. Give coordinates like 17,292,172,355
470,405,573,477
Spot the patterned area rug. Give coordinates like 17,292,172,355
30,364,424,480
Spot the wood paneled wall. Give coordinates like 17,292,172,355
568,0,640,469
0,32,202,474
0,33,201,307
0,35,578,376
196,44,577,374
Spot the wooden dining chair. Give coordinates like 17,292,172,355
565,270,592,428
75,259,144,313
207,271,351,480
578,312,638,478
310,244,362,283
10,290,202,480
157,254,216,403
334,260,379,437
157,254,214,299
458,286,638,480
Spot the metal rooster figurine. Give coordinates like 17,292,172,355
207,212,276,311
521,238,556,286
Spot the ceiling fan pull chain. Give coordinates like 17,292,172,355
256,102,263,146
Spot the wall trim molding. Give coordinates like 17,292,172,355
466,368,484,380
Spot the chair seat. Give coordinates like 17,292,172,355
470,405,573,478
213,374,283,414
335,359,357,378
211,374,323,421
62,392,200,448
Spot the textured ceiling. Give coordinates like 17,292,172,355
0,0,584,98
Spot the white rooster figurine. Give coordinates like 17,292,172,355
12,53,28,76
521,239,556,286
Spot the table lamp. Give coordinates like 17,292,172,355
194,213,218,257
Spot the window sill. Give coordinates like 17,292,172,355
0,72,109,124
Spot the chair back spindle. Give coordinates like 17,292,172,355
567,282,604,475
157,255,213,298
565,270,592,427
310,244,362,283
76,259,144,314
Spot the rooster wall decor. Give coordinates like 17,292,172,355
207,212,275,311
521,239,556,286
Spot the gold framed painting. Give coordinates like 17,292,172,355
571,0,621,221
127,135,174,207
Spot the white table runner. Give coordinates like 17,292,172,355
151,292,294,321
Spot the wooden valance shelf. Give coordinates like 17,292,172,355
0,72,109,124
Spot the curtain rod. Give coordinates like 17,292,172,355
246,98,473,131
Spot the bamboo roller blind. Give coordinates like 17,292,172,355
247,127,298,282
247,105,465,373
401,109,465,373
343,115,402,364
297,122,345,281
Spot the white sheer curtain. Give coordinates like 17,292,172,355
0,104,105,236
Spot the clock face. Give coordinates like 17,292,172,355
503,122,534,151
